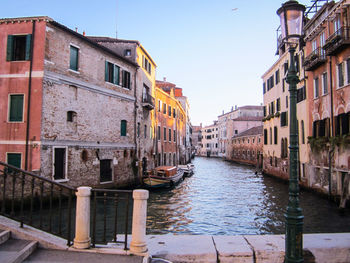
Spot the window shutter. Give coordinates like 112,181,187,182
6,35,14,61
114,65,120,85
121,120,127,136
7,153,21,169
9,95,24,122
25,34,32,60
105,61,109,81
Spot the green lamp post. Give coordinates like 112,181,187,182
277,1,306,262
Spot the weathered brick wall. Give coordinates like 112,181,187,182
39,23,138,188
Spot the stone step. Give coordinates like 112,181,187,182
23,248,144,263
0,230,10,245
0,238,38,263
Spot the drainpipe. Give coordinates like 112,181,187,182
328,19,335,200
24,20,36,171
134,67,138,183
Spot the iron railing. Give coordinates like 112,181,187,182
91,189,132,250
142,93,155,109
303,47,326,70
0,161,76,246
324,26,350,55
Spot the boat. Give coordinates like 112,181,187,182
178,163,195,177
143,166,184,189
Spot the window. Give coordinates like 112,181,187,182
122,70,131,89
235,130,238,135
105,61,120,85
173,108,176,118
137,122,140,138
144,125,147,139
70,45,79,71
263,106,267,117
158,100,161,112
121,120,127,136
335,113,350,136
322,72,328,95
169,128,172,142
174,130,176,142
286,96,288,108
281,111,288,127
337,63,344,88
297,86,306,103
124,49,131,56
320,32,325,55
271,101,275,114
157,126,161,140
274,126,278,144
67,111,76,122
100,159,112,183
163,103,166,114
168,105,171,117
312,39,317,51
6,34,32,61
9,94,24,122
143,55,152,75
7,153,21,171
164,127,167,141
275,69,280,84
276,98,281,112
284,61,289,75
314,77,319,98
53,147,67,181
264,129,268,145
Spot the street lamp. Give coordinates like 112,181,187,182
277,1,305,263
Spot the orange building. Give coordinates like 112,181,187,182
155,80,187,166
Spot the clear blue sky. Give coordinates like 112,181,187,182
1,0,312,126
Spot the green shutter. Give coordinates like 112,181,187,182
70,46,78,71
114,65,120,85
7,153,21,169
6,35,14,61
9,95,24,122
121,120,127,136
25,34,32,60
105,61,109,81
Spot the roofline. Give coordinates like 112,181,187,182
0,16,52,23
48,21,139,68
155,87,186,115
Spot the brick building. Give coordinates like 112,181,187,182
0,16,142,188
226,125,263,168
303,0,350,200
155,80,187,166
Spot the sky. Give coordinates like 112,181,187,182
1,0,312,126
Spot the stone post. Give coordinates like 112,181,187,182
73,186,91,249
130,189,149,254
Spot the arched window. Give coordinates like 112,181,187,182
121,120,127,136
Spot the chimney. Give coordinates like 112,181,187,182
231,106,234,111
163,77,167,82
235,105,238,110
83,31,86,36
75,27,78,32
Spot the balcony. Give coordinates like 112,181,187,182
142,93,155,110
303,47,326,71
323,27,350,56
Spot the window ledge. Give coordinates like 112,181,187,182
100,181,113,185
68,69,80,74
54,179,69,183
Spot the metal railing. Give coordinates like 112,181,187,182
324,26,350,54
142,93,155,106
303,47,326,70
0,161,76,246
91,189,132,250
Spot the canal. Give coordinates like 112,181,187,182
146,157,350,235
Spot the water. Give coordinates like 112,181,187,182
146,157,350,235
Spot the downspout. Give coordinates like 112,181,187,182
24,20,36,171
134,67,138,183
328,19,335,200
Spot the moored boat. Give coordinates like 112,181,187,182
143,166,184,189
178,163,195,177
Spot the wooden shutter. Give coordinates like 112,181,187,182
105,61,109,81
6,35,14,61
25,34,32,60
121,120,127,136
9,95,24,122
114,65,120,85
7,153,21,169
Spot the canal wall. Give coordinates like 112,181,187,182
1,215,349,263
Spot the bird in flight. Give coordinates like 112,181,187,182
232,8,238,11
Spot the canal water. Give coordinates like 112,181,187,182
146,157,350,235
